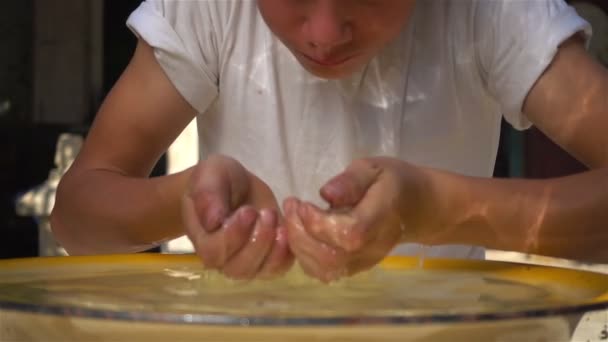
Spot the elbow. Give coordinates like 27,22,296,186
49,177,92,256
50,173,157,256
49,208,77,255
49,210,90,256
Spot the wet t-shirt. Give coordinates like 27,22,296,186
127,0,590,258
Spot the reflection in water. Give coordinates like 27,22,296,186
0,261,587,320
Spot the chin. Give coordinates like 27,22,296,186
306,68,353,79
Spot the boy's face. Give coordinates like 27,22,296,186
257,0,416,79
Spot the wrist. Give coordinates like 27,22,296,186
402,166,473,246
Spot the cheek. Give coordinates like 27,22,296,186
257,0,301,41
360,2,416,42
352,24,402,56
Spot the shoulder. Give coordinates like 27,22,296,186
472,0,591,126
130,1,257,35
137,0,245,31
472,0,584,32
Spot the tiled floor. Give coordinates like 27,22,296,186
486,251,608,342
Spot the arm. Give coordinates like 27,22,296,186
52,40,294,279
51,40,198,254
284,37,608,281
429,36,608,263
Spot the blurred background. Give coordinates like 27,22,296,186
0,0,607,260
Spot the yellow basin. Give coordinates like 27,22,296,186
1,254,607,341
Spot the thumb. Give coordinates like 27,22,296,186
320,159,381,209
188,156,250,232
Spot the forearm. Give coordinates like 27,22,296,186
50,167,193,255
427,168,608,263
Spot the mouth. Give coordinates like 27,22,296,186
297,51,357,67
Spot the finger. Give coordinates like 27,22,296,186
320,159,381,209
188,161,231,232
222,209,277,280
257,226,295,279
295,254,325,282
296,199,394,276
345,247,389,276
284,198,326,259
298,201,370,253
181,193,207,247
189,155,250,232
297,254,348,283
284,198,347,279
183,193,220,266
246,173,281,210
344,169,405,253
195,206,258,269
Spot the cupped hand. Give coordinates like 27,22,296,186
182,155,294,280
284,157,435,282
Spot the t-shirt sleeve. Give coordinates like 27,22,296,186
126,0,220,114
475,0,591,130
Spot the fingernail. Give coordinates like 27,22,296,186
276,227,287,244
239,207,258,227
260,209,276,228
323,181,342,200
297,202,308,219
323,182,344,201
284,198,294,215
204,204,226,231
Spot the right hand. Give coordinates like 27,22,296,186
182,155,294,280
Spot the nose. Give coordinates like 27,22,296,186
303,2,352,55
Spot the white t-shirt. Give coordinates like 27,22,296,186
127,0,590,259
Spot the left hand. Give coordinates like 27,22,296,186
283,157,434,282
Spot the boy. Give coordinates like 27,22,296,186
51,0,608,282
